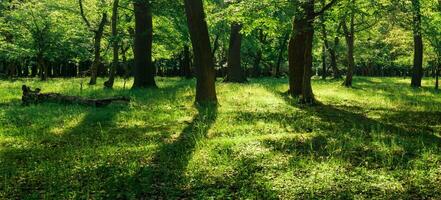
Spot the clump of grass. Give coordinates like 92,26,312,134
0,77,440,199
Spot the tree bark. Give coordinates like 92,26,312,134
288,18,306,97
411,0,424,87
89,13,107,85
300,1,316,104
343,0,355,87
132,0,157,88
182,45,192,79
276,33,289,77
224,23,246,83
184,0,217,104
329,36,341,79
105,0,119,89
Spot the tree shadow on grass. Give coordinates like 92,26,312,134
0,79,194,199
131,103,218,199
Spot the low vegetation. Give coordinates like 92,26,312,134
1,77,440,199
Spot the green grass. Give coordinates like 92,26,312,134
0,76,440,199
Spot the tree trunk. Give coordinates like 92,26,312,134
132,0,157,88
37,53,47,81
184,0,217,104
436,62,440,90
182,45,192,79
300,2,316,104
105,0,119,89
276,33,289,77
288,18,306,96
321,45,327,79
329,36,341,79
343,2,355,87
411,0,424,87
224,23,246,83
89,13,107,85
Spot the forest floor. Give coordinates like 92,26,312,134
0,77,440,199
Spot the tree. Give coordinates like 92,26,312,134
288,0,338,103
78,0,108,85
104,0,119,89
184,0,217,104
132,0,157,88
224,22,246,83
410,0,424,87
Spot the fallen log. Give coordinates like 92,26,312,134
22,85,130,107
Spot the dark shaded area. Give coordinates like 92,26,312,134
132,104,218,199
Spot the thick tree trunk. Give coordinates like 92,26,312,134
89,13,107,85
411,0,424,87
299,2,316,104
224,23,246,83
288,18,306,97
184,0,217,104
105,0,119,89
132,1,157,88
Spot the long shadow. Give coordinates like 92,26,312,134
0,78,194,199
128,103,218,199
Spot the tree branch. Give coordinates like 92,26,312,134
313,0,339,17
78,0,92,30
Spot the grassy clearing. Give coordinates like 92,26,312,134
0,77,440,199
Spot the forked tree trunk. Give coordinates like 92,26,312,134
89,13,107,85
105,0,119,89
224,23,246,83
184,0,217,104
132,0,157,88
411,0,424,87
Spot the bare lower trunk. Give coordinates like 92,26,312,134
276,33,289,77
105,0,119,89
225,23,246,83
89,13,107,85
184,0,217,104
343,34,355,87
299,2,316,104
411,0,424,87
132,1,157,88
288,19,306,97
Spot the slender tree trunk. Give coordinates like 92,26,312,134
329,36,341,79
343,2,355,87
105,0,119,89
132,0,157,88
276,33,289,77
288,18,306,97
184,0,217,104
321,45,327,79
37,53,47,81
436,61,440,90
225,23,246,83
89,13,107,85
182,45,192,79
411,0,424,87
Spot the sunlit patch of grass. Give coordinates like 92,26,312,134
1,76,440,199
